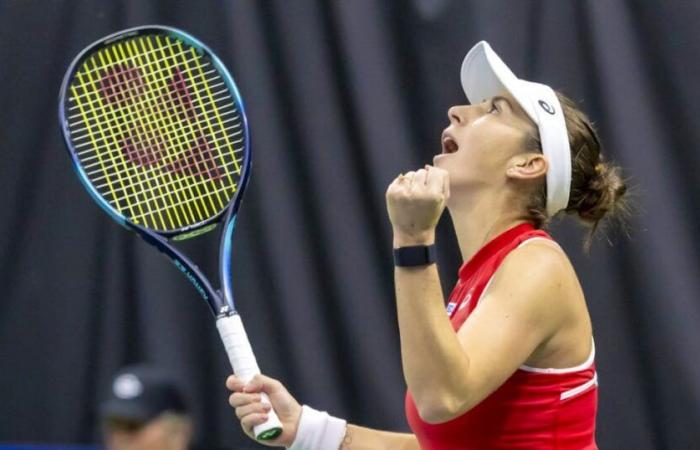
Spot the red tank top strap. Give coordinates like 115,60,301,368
447,223,553,330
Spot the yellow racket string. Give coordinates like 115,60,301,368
67,66,225,129
116,39,180,227
79,121,241,176
71,40,182,78
90,157,242,205
66,33,244,231
134,36,206,223
69,82,123,213
184,41,240,179
165,38,237,205
66,49,210,104
114,39,191,227
106,44,172,228
72,40,232,227
78,59,146,223
160,36,223,214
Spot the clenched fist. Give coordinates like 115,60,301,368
227,374,302,447
386,165,450,247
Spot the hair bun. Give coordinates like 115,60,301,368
548,91,633,252
577,161,627,224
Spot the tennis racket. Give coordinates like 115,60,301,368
58,25,282,440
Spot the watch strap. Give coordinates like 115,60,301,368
393,244,437,267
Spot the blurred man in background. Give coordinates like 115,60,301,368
100,364,193,450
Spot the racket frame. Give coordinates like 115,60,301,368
58,25,250,317
59,25,248,241
59,26,283,440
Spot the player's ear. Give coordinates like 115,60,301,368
505,153,548,181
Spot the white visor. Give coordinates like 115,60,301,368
460,41,571,216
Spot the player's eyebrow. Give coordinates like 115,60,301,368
492,96,512,111
492,95,528,120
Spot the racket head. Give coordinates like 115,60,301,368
59,25,250,240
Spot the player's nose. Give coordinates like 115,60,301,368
447,104,473,125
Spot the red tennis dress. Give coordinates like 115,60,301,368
405,223,598,449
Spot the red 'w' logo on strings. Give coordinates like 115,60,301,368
98,63,223,181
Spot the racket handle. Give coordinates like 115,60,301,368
216,314,284,441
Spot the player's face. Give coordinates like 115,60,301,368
433,92,536,197
104,417,184,450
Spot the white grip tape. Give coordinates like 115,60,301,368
216,314,283,440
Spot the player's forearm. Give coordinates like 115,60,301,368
394,264,471,421
341,424,419,450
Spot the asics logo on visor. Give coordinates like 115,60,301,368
538,100,556,115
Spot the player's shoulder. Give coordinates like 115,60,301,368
506,235,570,272
514,236,570,267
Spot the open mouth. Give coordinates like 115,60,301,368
442,132,459,154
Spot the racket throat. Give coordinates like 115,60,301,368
216,303,237,318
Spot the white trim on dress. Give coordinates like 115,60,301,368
559,372,599,400
519,339,596,374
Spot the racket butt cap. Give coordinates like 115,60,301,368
257,426,283,440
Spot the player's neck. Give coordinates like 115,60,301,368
447,191,528,264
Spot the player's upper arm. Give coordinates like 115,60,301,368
451,241,572,416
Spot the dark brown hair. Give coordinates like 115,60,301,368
524,92,630,251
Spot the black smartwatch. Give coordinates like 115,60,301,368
393,244,437,267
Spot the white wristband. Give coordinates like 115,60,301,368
287,405,347,450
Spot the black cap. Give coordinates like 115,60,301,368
100,364,188,422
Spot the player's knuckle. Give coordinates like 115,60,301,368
237,403,257,419
414,192,428,202
231,392,251,407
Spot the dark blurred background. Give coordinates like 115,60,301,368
1,0,699,448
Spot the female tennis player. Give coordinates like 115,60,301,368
226,41,627,449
